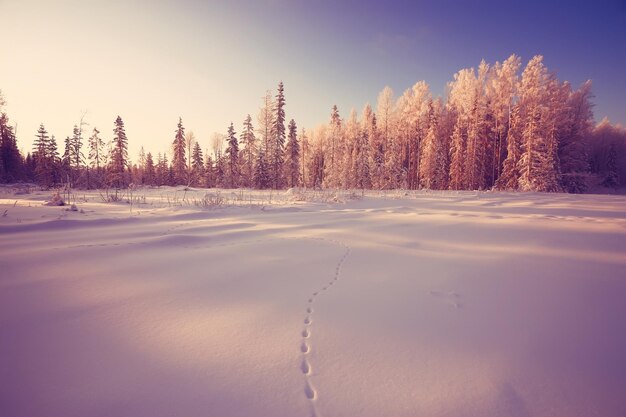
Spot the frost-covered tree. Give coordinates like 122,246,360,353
376,86,395,188
284,119,300,188
517,56,560,192
420,99,445,189
325,105,343,188
171,117,187,184
354,104,372,189
342,109,359,188
496,105,522,190
486,54,521,185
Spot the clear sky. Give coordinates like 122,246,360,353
1,0,625,160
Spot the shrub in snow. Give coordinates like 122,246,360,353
45,192,65,206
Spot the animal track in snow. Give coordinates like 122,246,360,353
304,381,316,400
430,290,463,309
301,358,311,375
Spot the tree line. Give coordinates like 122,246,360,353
1,55,624,192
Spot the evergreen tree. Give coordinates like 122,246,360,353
205,154,215,188
88,127,105,171
354,104,372,190
70,124,85,170
326,104,343,188
172,117,187,184
376,87,395,189
0,112,23,183
240,114,256,187
602,142,619,188
254,148,270,189
191,142,204,186
284,119,300,187
270,81,286,188
448,120,465,190
225,122,239,188
496,105,522,190
517,56,560,192
420,101,441,189
214,150,225,188
109,116,129,188
144,152,155,185
33,124,55,187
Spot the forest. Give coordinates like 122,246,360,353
1,54,624,193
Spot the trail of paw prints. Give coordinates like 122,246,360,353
300,239,351,416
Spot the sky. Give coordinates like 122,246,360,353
1,0,625,160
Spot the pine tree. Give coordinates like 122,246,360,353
191,142,204,186
0,111,23,183
602,142,619,188
172,117,187,184
240,114,256,187
33,124,55,187
214,149,225,188
496,105,522,190
486,54,521,186
88,127,105,171
254,148,270,189
270,82,286,189
326,104,343,188
70,124,85,170
448,120,465,190
420,101,440,189
354,104,372,190
284,119,300,187
205,154,215,188
144,152,155,185
1,92,25,183
343,109,359,188
377,86,395,189
517,56,560,192
363,104,382,189
109,116,128,188
225,123,239,188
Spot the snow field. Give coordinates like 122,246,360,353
1,187,625,416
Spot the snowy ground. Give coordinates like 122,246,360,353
1,186,625,417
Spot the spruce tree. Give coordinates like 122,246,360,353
109,116,129,188
88,127,105,171
254,149,270,189
240,114,256,187
448,121,465,190
270,82,286,189
225,123,239,188
602,142,619,188
144,152,155,185
172,117,187,184
284,119,300,188
496,105,522,190
191,142,204,186
0,112,23,183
